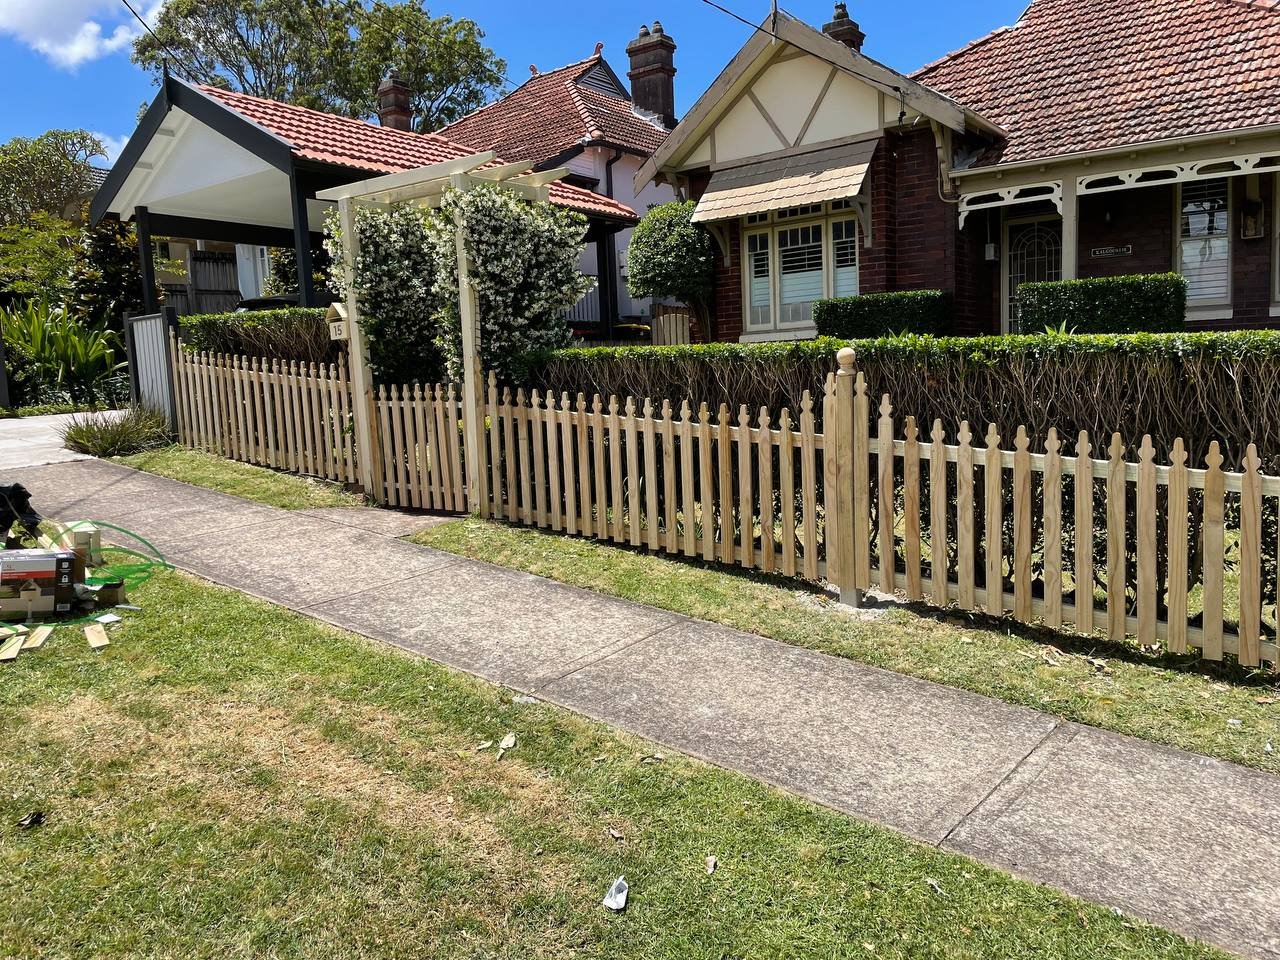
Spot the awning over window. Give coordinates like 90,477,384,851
690,138,878,224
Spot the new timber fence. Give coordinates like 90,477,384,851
164,337,1279,669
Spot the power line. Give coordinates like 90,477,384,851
117,0,200,77
694,0,906,100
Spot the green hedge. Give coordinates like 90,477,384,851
179,308,334,363
516,330,1280,474
813,290,952,338
1016,273,1187,334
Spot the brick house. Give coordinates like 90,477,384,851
438,31,679,336
636,0,1280,340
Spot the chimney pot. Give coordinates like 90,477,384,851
376,70,413,131
822,2,865,51
626,19,677,129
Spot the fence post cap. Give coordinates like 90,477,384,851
836,347,856,370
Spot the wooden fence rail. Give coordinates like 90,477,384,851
170,336,358,485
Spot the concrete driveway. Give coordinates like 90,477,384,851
0,412,96,469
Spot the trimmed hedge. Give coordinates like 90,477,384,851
1016,273,1187,334
179,308,334,363
813,290,952,338
516,331,1280,474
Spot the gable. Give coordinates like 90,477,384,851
676,48,904,171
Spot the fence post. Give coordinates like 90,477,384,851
453,176,487,515
338,197,383,502
834,347,861,606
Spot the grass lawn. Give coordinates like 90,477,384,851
115,445,362,510
112,448,1280,776
0,570,1222,959
415,519,1280,776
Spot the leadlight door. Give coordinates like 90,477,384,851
1005,218,1062,331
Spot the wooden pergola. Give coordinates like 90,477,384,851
315,152,571,510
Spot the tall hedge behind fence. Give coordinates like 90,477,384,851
180,308,334,364
516,331,1280,475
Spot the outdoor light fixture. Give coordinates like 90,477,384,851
1241,197,1265,240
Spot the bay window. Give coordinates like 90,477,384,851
1178,179,1231,304
741,201,861,339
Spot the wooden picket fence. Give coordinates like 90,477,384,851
478,359,1280,669
170,337,358,485
373,382,467,512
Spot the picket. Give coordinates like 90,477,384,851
171,341,1279,671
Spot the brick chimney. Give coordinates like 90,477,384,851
626,22,677,129
377,69,412,131
822,2,865,52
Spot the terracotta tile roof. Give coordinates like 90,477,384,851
436,55,669,165
197,84,636,221
912,0,1280,167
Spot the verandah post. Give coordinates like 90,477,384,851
834,347,861,606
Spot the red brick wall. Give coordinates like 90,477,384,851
860,135,893,293
1227,175,1276,328
712,219,743,342
888,130,957,293
1077,186,1174,279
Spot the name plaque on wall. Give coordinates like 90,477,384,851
1090,244,1133,259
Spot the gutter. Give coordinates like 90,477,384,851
951,122,1280,178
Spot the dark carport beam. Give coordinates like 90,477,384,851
289,164,317,307
134,206,159,314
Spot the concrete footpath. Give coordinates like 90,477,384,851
5,457,1278,959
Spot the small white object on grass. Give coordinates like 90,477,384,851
1227,718,1243,728
705,855,718,875
115,604,142,611
1266,741,1274,755
512,695,539,704
924,878,943,896
602,876,628,911
95,613,122,625
496,732,516,759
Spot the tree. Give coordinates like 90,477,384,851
64,219,155,330
341,3,508,130
0,130,105,227
626,201,717,340
134,0,505,131
0,213,78,299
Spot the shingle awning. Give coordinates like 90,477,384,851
690,138,878,224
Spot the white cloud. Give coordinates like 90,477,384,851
0,0,161,69
92,131,131,164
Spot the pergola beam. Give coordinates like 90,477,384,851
315,151,497,204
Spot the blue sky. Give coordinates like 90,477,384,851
0,0,1027,165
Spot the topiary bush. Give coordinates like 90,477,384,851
1016,273,1187,334
180,307,333,363
813,290,952,338
625,200,716,340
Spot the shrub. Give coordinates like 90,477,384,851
626,200,716,340
814,290,952,338
1016,273,1187,334
516,330,1280,474
324,184,592,384
60,406,171,457
180,307,333,363
1,300,126,405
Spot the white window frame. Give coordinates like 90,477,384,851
1176,178,1233,319
738,201,861,342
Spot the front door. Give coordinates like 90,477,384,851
1004,217,1062,332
